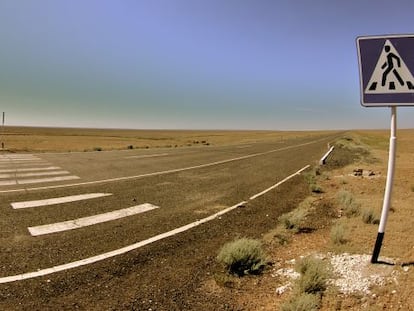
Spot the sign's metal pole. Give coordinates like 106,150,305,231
371,106,397,263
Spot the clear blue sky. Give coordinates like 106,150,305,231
1,0,414,130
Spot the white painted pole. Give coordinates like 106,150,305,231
371,106,397,263
319,146,335,165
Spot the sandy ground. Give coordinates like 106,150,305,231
227,130,414,310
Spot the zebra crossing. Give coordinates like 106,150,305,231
8,192,159,236
1,153,161,237
0,154,80,187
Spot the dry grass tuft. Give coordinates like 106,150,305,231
216,238,267,276
336,190,361,217
330,222,347,245
295,256,330,295
281,293,320,311
361,208,380,224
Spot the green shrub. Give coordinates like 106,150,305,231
362,208,380,224
330,223,347,245
295,256,330,295
281,293,321,311
217,238,267,276
274,232,290,245
336,190,354,206
304,171,317,185
336,190,360,217
93,147,103,151
303,169,324,193
279,208,308,233
344,204,361,218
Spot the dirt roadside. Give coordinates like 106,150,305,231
225,131,414,310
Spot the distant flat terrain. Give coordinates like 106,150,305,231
0,126,337,152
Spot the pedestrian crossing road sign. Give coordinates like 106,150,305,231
357,34,414,106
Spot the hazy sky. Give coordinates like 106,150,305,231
1,0,414,130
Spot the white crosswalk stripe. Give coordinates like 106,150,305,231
10,193,159,236
0,154,80,187
28,203,159,236
0,170,70,179
11,193,113,209
0,166,61,173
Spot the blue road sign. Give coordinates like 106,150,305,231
357,34,414,106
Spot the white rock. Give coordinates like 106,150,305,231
275,283,291,295
274,268,300,280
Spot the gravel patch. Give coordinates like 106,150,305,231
329,253,397,294
274,253,399,295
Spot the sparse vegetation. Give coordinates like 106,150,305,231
279,209,308,233
336,135,371,156
93,147,103,151
361,208,380,224
1,127,326,153
295,256,330,295
336,190,361,217
304,168,323,193
310,184,324,193
330,222,347,245
282,256,330,310
278,198,313,233
217,238,267,276
274,232,290,245
324,133,376,169
281,293,321,311
304,170,316,185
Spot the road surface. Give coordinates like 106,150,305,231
0,133,339,309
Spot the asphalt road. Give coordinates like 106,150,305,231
0,133,340,309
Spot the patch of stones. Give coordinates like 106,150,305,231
352,168,377,177
273,253,404,296
333,168,381,180
329,253,398,294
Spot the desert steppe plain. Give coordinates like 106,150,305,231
0,127,413,310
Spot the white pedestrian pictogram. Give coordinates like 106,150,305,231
365,40,414,94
